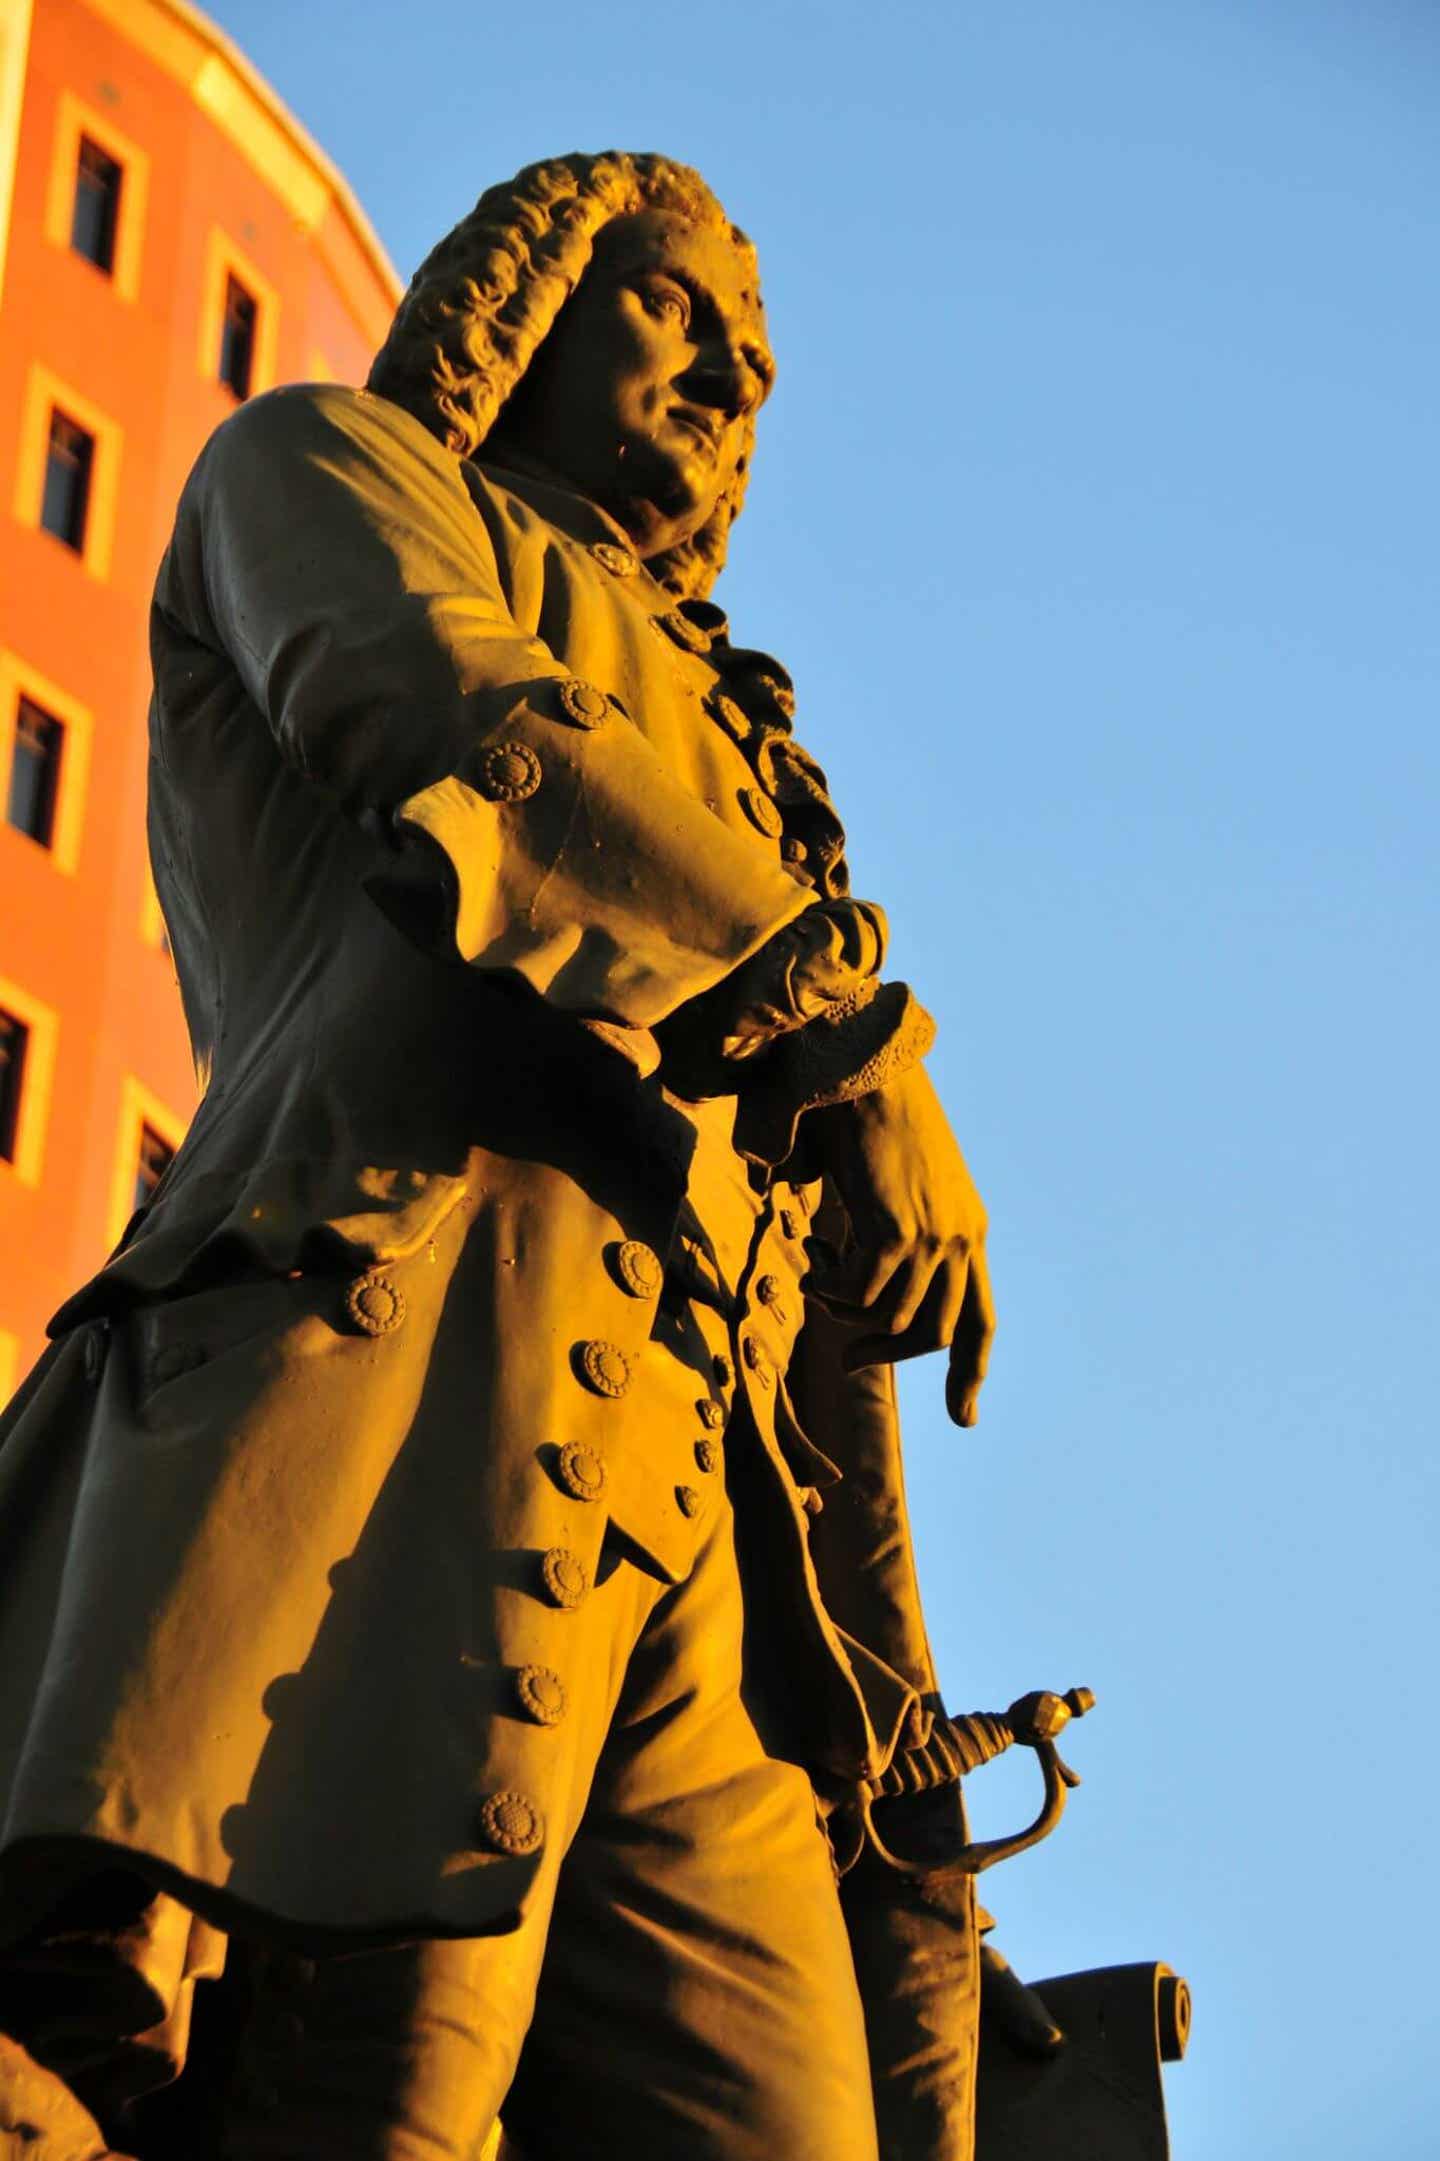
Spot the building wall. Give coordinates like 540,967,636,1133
0,0,401,1387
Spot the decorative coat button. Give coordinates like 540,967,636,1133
515,1664,568,1726
478,1790,545,1857
705,690,752,744
556,1441,606,1501
652,608,712,654
613,1240,662,1299
557,677,612,729
712,1352,733,1388
590,541,638,578
697,1398,724,1430
540,1546,589,1608
577,1339,632,1398
81,1325,106,1383
754,1275,788,1327
695,1437,722,1475
344,1269,406,1337
781,837,808,865
476,741,542,802
676,1484,704,1518
740,787,783,839
742,1333,774,1388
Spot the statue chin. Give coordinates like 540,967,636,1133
607,468,715,556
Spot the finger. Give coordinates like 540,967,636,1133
844,1317,947,1372
944,1349,974,1427
945,1250,996,1427
838,1257,925,1369
806,1279,874,1321
815,1236,909,1314
972,1245,997,1357
931,1249,971,1351
945,1261,993,1426
885,1245,944,1337
843,1324,934,1372
842,1250,926,1336
847,1251,966,1371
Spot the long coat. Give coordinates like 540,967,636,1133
0,386,940,1947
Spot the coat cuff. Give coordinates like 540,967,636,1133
367,674,813,1028
732,982,938,1167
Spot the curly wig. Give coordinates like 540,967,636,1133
368,151,767,600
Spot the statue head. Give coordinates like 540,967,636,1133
368,153,775,599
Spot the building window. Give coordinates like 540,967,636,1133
219,274,258,399
0,1010,28,1163
134,1121,174,1211
41,410,94,552
0,655,91,874
0,978,58,1188
71,136,123,273
199,233,277,404
15,369,121,582
107,1079,188,1246
44,95,149,303
6,696,64,848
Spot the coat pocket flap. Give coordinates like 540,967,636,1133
50,1159,472,1333
128,1274,312,1408
598,1456,694,1588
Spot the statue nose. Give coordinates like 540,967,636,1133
684,342,756,420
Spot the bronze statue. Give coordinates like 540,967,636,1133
0,151,1184,2159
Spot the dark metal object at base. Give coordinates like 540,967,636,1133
976,1960,1191,2161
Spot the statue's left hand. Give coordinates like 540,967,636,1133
805,1064,995,1424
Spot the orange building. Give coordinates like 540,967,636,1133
0,0,401,1394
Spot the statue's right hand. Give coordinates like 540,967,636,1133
805,1062,996,1426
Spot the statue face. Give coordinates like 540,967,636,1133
492,210,775,558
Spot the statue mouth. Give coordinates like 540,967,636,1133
668,405,724,454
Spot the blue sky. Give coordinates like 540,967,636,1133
205,2,1439,2150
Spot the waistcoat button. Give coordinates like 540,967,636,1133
742,1333,774,1387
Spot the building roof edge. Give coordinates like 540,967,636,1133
121,0,405,307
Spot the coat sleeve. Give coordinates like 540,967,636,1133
161,383,812,1028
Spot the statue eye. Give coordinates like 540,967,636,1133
640,280,690,327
